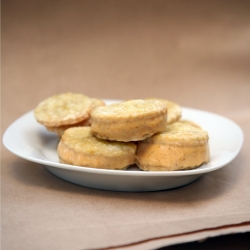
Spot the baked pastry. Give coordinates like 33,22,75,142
136,122,210,171
34,92,93,127
179,119,201,128
147,98,182,124
45,98,105,137
57,127,136,170
46,119,92,137
90,99,168,142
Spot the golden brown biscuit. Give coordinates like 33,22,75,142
91,99,168,142
45,98,105,137
89,98,106,110
136,122,209,171
34,92,93,127
179,119,201,128
165,100,182,124
57,127,136,170
46,119,92,137
147,98,182,124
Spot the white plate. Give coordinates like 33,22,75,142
3,100,244,192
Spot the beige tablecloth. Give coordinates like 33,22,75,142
2,1,250,249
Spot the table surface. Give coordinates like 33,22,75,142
2,1,250,249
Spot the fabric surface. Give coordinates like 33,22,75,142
2,0,250,249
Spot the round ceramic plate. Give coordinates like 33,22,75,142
3,100,244,192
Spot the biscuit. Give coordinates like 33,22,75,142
147,98,181,124
45,98,105,137
165,100,182,124
91,99,168,142
136,122,210,171
45,119,92,137
57,127,136,170
179,119,201,128
34,92,93,127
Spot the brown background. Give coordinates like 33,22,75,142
2,0,250,249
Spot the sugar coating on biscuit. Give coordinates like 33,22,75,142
34,92,93,127
91,99,168,141
57,127,136,169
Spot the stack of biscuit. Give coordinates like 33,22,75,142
34,92,210,171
